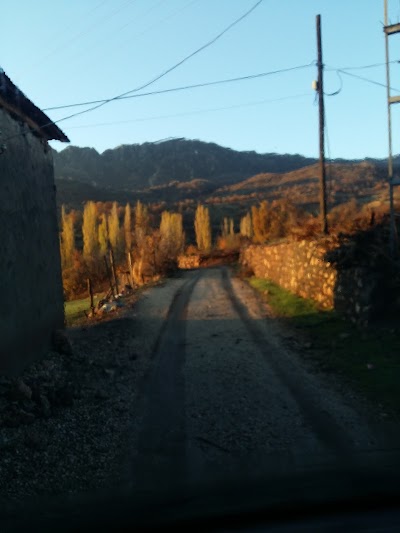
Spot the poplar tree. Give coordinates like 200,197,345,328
240,212,253,239
134,200,149,247
159,211,185,262
98,212,108,256
251,201,269,243
194,204,212,253
108,201,120,256
124,203,132,252
82,201,98,258
60,205,75,268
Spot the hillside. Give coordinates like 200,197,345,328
53,138,316,189
54,138,395,215
210,161,388,210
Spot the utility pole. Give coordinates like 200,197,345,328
383,0,399,257
316,14,328,234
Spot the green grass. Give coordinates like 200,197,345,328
248,276,400,418
248,278,320,319
65,295,101,326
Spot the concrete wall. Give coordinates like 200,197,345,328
0,108,64,375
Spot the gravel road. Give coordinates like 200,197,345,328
0,266,396,515
125,267,393,492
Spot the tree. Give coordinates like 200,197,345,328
124,203,132,252
82,201,98,258
194,204,212,253
251,200,269,243
159,211,185,264
98,212,108,256
218,216,239,251
108,201,121,257
134,200,150,247
60,205,75,268
221,217,230,238
240,212,253,239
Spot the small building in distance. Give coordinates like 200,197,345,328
0,69,69,375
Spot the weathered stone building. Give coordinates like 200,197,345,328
0,70,69,375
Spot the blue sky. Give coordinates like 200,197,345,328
2,0,400,158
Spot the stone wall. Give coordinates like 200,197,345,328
241,241,337,309
0,108,64,375
241,240,388,326
177,254,201,269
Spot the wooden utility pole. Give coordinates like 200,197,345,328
316,14,328,234
383,0,399,257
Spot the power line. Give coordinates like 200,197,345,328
50,0,264,126
2,0,265,144
338,68,400,93
3,0,264,144
333,59,399,71
43,63,313,112
28,0,134,72
65,92,310,129
324,70,342,97
44,58,398,113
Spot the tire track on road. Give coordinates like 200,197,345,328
131,271,201,488
220,267,355,460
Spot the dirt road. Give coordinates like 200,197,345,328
124,267,388,491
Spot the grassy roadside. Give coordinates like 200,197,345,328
247,276,400,417
64,295,101,326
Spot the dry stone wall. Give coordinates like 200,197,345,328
241,240,386,327
241,241,337,310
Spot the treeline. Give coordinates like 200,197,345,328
60,197,379,300
60,200,213,300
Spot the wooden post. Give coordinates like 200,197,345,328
104,255,115,298
127,251,134,287
316,14,328,234
87,278,95,315
109,247,119,296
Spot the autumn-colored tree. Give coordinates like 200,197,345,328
60,205,75,269
159,211,185,264
108,201,122,257
134,200,150,247
98,212,109,256
251,201,269,243
194,204,212,253
218,216,240,251
240,212,253,239
221,217,230,238
82,201,98,258
124,203,132,252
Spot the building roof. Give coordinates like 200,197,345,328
0,70,69,143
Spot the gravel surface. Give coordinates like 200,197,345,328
127,267,399,490
0,280,186,504
0,267,396,513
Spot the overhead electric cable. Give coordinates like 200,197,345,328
338,68,400,93
65,92,310,129
50,0,264,125
29,0,135,71
334,59,399,71
43,63,313,112
2,0,265,144
324,70,343,96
